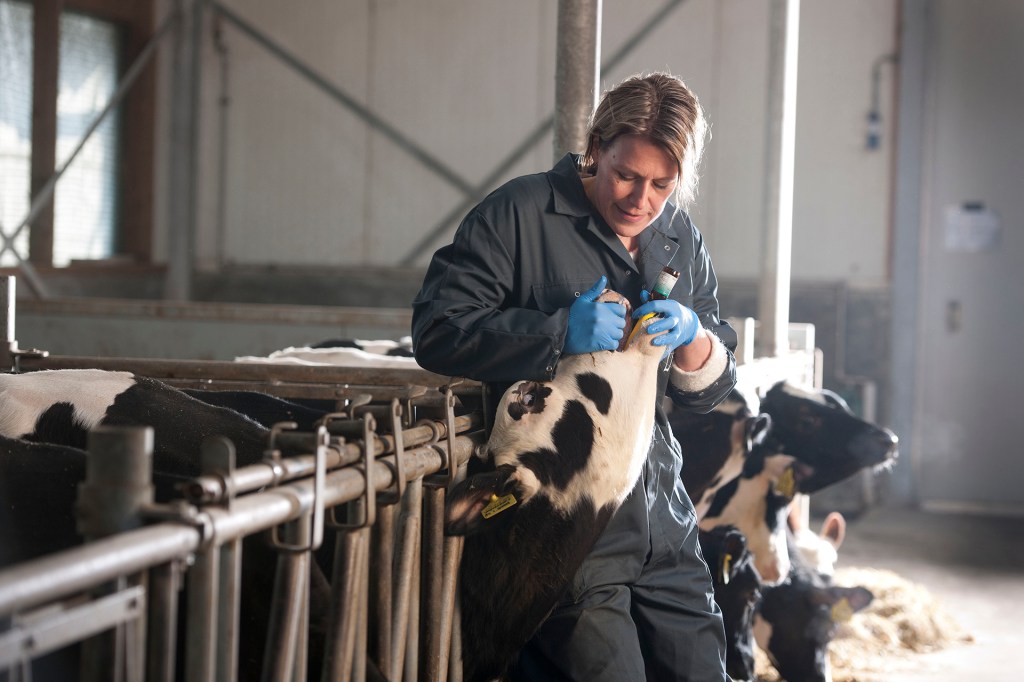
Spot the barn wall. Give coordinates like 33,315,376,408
148,0,898,287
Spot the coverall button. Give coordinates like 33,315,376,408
664,244,670,251
574,291,580,297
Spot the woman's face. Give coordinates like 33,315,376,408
583,134,679,247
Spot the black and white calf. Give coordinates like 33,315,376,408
444,293,666,682
753,531,873,682
669,387,771,519
698,524,763,682
700,446,802,584
0,369,270,499
758,381,898,495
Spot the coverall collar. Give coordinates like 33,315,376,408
548,153,680,280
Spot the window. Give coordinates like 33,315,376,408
0,0,122,267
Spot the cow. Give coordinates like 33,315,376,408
669,387,771,519
753,531,873,682
0,369,270,501
758,381,898,495
696,380,897,582
0,369,337,680
443,291,667,682
699,446,803,584
698,524,763,682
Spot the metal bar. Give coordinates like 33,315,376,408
0,432,479,616
420,485,446,681
261,522,306,682
0,587,145,667
757,0,801,357
184,416,482,505
209,1,476,198
184,547,219,682
217,539,242,682
391,477,422,679
353,528,369,681
146,562,180,682
554,0,601,161
15,353,465,389
370,506,395,678
164,0,202,301
322,528,365,682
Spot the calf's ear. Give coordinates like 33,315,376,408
444,464,519,537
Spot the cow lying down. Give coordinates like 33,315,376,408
444,291,666,682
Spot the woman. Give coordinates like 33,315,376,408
413,72,735,681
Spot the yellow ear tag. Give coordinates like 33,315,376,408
481,493,517,519
721,553,733,585
831,597,853,623
775,467,796,498
625,312,658,348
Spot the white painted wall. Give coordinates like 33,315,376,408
154,1,899,286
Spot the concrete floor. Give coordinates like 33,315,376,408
832,505,1024,681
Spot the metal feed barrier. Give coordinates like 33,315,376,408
0,380,484,682
0,279,487,682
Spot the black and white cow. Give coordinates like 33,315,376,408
669,387,771,519
697,381,897,583
753,532,873,682
0,369,270,500
698,524,763,682
0,370,337,680
700,445,802,584
758,381,898,495
444,292,667,682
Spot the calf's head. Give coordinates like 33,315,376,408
760,381,898,494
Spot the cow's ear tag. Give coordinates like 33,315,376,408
775,468,796,498
831,597,853,623
481,493,517,519
720,553,733,585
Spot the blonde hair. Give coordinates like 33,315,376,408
582,72,708,209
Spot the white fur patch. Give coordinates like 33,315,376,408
486,318,666,515
0,369,135,437
699,453,796,585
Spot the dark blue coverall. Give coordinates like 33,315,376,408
412,153,737,681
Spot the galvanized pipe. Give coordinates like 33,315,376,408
184,546,219,682
261,519,309,682
371,505,395,678
554,0,601,161
322,527,366,682
78,426,154,682
146,562,181,682
184,413,482,504
0,431,479,616
420,484,447,681
391,477,422,679
217,539,242,682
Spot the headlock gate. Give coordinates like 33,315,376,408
0,283,485,682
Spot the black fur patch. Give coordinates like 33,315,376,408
507,382,552,421
26,402,89,450
575,372,613,415
518,400,594,490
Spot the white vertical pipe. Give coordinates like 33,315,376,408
758,0,800,358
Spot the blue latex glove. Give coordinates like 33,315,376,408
564,276,627,355
633,290,700,356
